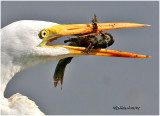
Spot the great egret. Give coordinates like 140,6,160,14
1,20,150,115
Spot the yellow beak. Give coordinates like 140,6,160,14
48,23,150,36
43,23,151,58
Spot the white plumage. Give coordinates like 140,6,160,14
1,20,72,115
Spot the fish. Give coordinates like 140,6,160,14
53,14,114,89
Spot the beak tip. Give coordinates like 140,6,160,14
147,55,152,58
144,55,152,58
144,24,151,27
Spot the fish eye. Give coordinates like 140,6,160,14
39,29,48,39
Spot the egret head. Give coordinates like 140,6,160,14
1,20,69,70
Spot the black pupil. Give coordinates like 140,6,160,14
43,32,46,36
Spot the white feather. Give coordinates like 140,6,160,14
1,20,72,115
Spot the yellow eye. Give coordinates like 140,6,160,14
39,29,48,39
41,30,47,38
